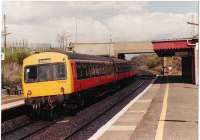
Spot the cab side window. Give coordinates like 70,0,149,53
25,66,38,83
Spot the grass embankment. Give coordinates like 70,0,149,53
131,54,182,75
2,48,31,87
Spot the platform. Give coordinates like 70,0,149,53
2,94,24,111
90,76,198,140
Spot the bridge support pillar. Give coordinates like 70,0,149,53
162,56,166,76
194,44,198,85
182,56,192,82
181,50,195,84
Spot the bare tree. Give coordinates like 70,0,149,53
57,31,71,50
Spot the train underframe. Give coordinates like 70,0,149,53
25,76,135,120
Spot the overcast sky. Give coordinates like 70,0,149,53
3,1,199,45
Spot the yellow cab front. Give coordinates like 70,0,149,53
22,52,73,100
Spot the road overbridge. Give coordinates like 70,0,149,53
70,37,198,84
71,41,155,58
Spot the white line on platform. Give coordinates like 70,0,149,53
2,100,25,111
108,125,136,131
129,110,146,113
88,77,157,140
136,99,152,103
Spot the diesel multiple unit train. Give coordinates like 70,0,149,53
22,51,136,118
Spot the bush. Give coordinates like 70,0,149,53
2,63,22,86
131,54,162,74
147,57,162,68
2,47,31,87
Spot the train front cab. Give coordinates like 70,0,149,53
22,52,74,106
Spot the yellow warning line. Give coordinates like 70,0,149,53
155,80,169,140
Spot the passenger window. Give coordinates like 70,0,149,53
94,64,97,76
76,62,81,79
92,64,95,76
87,63,91,77
96,64,99,76
82,63,87,78
97,64,99,76
108,64,111,74
76,62,89,79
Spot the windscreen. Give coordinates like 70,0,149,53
25,63,66,83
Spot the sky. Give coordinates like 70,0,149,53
2,1,199,45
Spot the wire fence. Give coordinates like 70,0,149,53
2,40,72,54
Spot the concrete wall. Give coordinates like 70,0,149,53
72,42,154,57
113,42,154,56
72,43,114,56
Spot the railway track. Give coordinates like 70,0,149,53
2,105,27,122
2,109,72,140
62,79,150,140
2,77,153,140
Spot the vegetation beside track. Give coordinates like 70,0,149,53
131,54,182,75
2,48,31,88
2,47,58,88
131,54,162,75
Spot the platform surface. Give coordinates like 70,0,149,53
2,94,24,111
92,77,198,140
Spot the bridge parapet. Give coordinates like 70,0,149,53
113,42,154,57
72,43,114,56
71,42,155,57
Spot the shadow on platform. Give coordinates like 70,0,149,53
154,75,193,84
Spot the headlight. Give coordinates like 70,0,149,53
27,90,32,96
60,87,64,94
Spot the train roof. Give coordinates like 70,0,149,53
67,52,112,61
43,49,129,63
